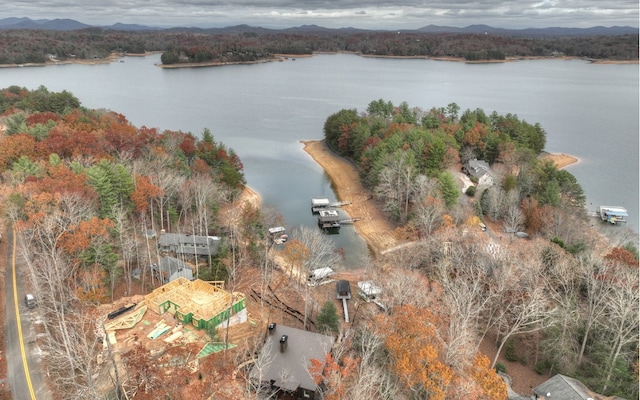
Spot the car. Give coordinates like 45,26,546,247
25,294,36,309
479,223,487,231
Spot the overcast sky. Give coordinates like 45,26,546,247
6,0,639,30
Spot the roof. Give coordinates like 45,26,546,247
311,197,331,206
153,256,193,282
599,206,629,216
534,374,600,400
358,281,382,297
251,324,335,392
466,159,494,180
268,226,286,235
157,233,220,256
336,280,351,294
309,267,334,280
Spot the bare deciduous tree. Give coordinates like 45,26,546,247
502,189,524,233
374,151,418,222
414,199,444,237
295,226,342,329
436,255,500,370
490,259,557,369
599,263,639,392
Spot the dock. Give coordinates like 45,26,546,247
336,280,351,323
267,226,289,244
318,209,341,230
596,206,628,224
338,217,362,225
311,197,352,213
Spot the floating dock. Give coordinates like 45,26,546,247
311,197,352,213
596,206,628,224
318,209,341,230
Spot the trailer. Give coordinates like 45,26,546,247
596,206,628,224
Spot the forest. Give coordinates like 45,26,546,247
0,88,637,399
322,99,638,398
0,27,637,65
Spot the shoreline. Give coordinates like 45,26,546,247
231,145,580,257
301,140,401,256
1,51,635,69
539,152,579,169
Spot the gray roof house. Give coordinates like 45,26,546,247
464,158,496,187
251,323,335,399
533,374,612,400
151,256,194,284
157,232,220,258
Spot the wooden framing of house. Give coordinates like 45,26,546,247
144,278,246,331
104,305,148,331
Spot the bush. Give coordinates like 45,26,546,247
495,362,506,373
465,185,476,197
504,339,519,362
534,359,553,375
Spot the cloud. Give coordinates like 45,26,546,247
4,0,638,29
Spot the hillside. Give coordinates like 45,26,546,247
0,18,637,66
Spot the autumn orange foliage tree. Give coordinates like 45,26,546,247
309,353,359,400
377,304,453,399
281,238,309,280
467,353,508,400
605,247,639,268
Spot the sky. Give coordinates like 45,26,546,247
5,0,639,30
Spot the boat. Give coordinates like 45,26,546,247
596,206,628,224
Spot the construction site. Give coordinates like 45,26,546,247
98,277,265,399
94,262,352,400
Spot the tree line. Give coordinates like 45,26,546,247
0,28,637,65
323,100,584,231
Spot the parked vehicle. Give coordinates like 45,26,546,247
25,294,36,309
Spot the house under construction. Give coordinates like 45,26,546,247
144,277,246,331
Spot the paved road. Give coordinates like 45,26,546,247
4,228,51,400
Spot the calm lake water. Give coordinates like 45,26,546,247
1,54,638,265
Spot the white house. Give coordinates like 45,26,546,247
464,159,496,187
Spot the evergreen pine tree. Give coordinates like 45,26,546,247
317,300,340,335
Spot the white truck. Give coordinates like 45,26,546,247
25,293,36,309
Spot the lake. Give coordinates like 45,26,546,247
1,54,637,265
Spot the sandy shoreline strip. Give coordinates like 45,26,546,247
301,140,400,256
539,152,579,169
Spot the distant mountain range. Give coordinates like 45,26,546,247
0,17,637,36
